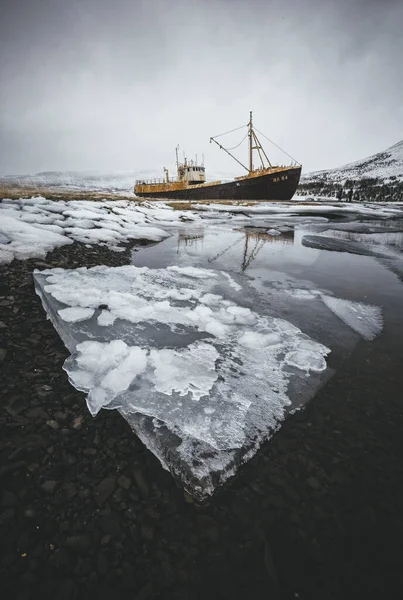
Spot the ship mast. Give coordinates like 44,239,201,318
210,112,278,173
249,111,253,172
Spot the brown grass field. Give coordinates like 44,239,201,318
0,186,137,202
0,185,261,209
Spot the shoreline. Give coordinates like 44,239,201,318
1,239,403,598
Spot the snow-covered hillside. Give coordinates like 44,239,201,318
303,140,403,185
299,140,403,201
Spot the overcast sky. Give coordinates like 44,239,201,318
1,0,402,177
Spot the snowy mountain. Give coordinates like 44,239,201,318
299,140,403,201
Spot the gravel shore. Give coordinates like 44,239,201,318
1,241,403,600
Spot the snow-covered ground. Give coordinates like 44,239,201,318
0,197,199,265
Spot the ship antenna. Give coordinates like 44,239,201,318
175,145,179,168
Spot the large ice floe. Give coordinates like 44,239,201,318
193,201,403,220
301,234,400,259
34,264,331,500
0,197,197,264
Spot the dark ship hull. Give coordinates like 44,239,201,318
135,166,302,201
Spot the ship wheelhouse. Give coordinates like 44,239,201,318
177,159,206,185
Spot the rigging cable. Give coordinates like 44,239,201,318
254,127,301,165
210,123,247,139
222,131,249,151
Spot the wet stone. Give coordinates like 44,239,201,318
117,475,131,490
99,512,121,536
54,411,68,424
307,476,321,490
63,484,78,500
133,470,149,499
283,485,301,503
196,515,220,544
97,552,109,576
95,476,116,507
0,509,15,524
140,524,154,542
71,416,84,430
26,407,49,420
41,480,58,494
62,453,77,466
65,534,91,553
54,579,75,600
101,534,112,546
36,384,53,397
83,448,97,456
331,469,352,485
2,490,18,508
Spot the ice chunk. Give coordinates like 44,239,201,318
284,350,327,372
97,310,117,326
0,214,73,262
238,331,283,348
100,346,148,397
167,265,218,279
321,295,383,340
34,264,331,500
0,248,14,265
150,342,219,399
58,307,95,322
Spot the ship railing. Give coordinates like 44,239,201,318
135,178,176,186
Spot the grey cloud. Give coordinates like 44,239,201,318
1,0,402,176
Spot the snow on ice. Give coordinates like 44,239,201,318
0,198,198,264
34,264,331,499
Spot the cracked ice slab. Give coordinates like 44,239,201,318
320,296,383,341
301,234,395,258
33,264,331,500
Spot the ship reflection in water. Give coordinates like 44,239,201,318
238,228,294,272
177,227,205,253
176,226,295,272
132,222,318,275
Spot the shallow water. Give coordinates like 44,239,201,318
132,218,403,308
132,214,403,377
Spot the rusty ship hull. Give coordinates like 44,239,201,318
135,165,302,201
